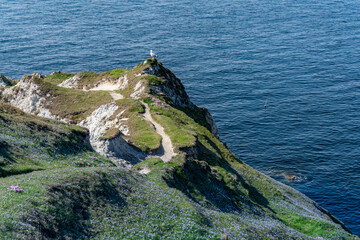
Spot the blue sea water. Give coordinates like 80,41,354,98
1,0,359,235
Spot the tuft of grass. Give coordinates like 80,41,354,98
105,69,130,79
145,75,164,85
43,72,76,85
278,214,342,237
100,128,121,140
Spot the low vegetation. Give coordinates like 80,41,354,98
43,72,76,85
0,102,113,178
32,76,113,122
109,99,162,152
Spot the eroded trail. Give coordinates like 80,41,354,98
142,103,176,162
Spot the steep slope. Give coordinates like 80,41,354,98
0,59,358,239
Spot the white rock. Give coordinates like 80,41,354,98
79,103,145,167
58,75,81,88
2,77,57,120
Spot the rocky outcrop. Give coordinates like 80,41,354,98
79,103,145,168
143,59,193,108
0,74,11,87
199,106,219,138
58,75,81,88
130,80,146,99
59,72,130,90
143,59,219,138
1,74,57,120
1,59,219,166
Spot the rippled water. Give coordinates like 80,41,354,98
1,0,359,235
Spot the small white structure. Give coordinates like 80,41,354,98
150,50,158,58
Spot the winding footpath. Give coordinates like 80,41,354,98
142,102,176,162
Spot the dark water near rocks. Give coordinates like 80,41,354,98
1,0,359,235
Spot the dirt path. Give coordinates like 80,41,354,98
88,83,124,101
109,92,124,100
142,102,176,162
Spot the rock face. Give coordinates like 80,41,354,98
143,59,219,138
58,75,81,89
143,60,193,108
79,103,145,168
0,74,11,87
1,74,57,120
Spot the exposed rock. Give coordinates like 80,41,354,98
2,74,57,120
58,75,81,88
199,106,219,138
0,74,11,87
285,174,297,181
130,80,146,99
79,103,145,167
143,59,193,108
109,92,124,100
143,59,219,138
60,72,129,90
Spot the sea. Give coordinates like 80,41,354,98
1,0,359,235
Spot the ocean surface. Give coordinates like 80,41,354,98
1,0,359,235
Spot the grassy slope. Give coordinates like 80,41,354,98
0,102,113,178
109,99,162,152
138,95,357,240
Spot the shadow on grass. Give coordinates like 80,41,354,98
0,139,15,164
165,136,271,215
26,172,127,239
200,135,271,210
0,139,31,177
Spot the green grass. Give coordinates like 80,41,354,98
1,165,356,240
127,116,162,152
278,214,343,238
105,68,130,79
145,75,164,85
43,72,76,85
133,155,184,172
149,104,196,149
31,76,113,122
107,99,162,152
101,128,121,140
0,102,114,177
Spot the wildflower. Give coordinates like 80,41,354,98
7,186,23,192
